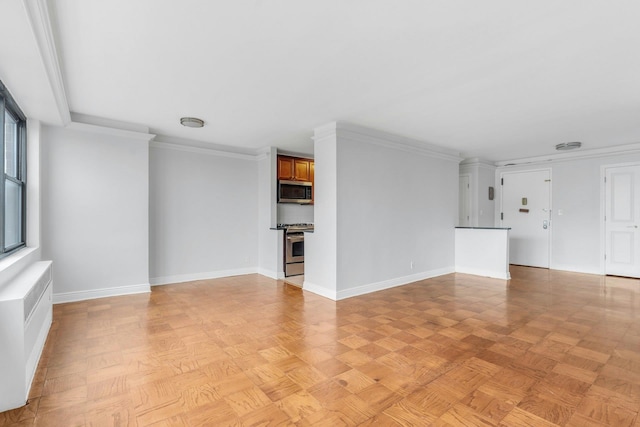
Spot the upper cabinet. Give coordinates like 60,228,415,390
278,155,313,182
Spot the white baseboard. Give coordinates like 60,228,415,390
53,283,150,304
455,266,510,280
302,281,337,300
150,268,257,286
549,264,601,276
303,266,454,301
256,268,285,280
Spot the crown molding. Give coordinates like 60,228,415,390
495,142,640,167
313,122,462,163
70,112,149,134
66,121,155,142
460,157,497,171
22,0,70,125
277,149,314,159
150,138,259,161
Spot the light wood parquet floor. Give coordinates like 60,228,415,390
2,266,640,426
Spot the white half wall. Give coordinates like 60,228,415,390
149,142,259,284
455,228,510,279
41,124,151,301
306,122,461,300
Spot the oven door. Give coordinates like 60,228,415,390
285,233,304,263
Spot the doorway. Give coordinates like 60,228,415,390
604,164,640,278
500,169,551,268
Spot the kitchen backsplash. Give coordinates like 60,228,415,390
278,203,314,224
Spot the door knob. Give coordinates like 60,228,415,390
543,220,548,229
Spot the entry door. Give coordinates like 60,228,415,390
605,165,640,277
501,170,551,268
459,174,471,226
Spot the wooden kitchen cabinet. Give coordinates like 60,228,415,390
277,156,295,180
277,155,312,182
294,159,310,181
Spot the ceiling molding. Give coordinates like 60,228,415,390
67,121,155,142
277,149,314,159
22,0,71,125
150,140,259,160
495,142,640,167
70,112,149,134
314,122,462,163
460,157,497,170
152,134,261,158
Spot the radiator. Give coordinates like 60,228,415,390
0,261,53,412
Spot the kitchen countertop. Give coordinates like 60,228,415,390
269,227,314,232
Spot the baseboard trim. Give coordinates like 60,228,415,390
301,281,337,300
256,268,283,280
303,267,454,301
455,266,510,280
150,268,257,286
53,283,151,304
549,264,602,276
335,267,455,300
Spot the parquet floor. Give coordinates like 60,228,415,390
2,266,640,426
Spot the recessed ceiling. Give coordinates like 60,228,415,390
4,1,640,161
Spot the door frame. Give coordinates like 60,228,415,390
600,161,640,275
499,168,553,268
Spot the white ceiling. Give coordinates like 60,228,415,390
3,1,640,161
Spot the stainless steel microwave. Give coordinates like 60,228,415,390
278,180,312,204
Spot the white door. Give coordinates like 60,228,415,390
501,170,551,268
459,174,471,226
605,165,640,277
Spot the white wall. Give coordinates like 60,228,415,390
477,163,497,227
306,123,460,300
257,148,283,279
495,150,640,274
460,158,496,227
277,204,314,225
149,143,258,284
41,124,151,302
304,128,338,297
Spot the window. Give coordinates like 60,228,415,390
0,80,26,257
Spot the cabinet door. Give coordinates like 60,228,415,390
278,156,294,180
294,159,310,181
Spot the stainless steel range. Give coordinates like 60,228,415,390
280,223,313,277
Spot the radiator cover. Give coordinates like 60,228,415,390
0,261,53,412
